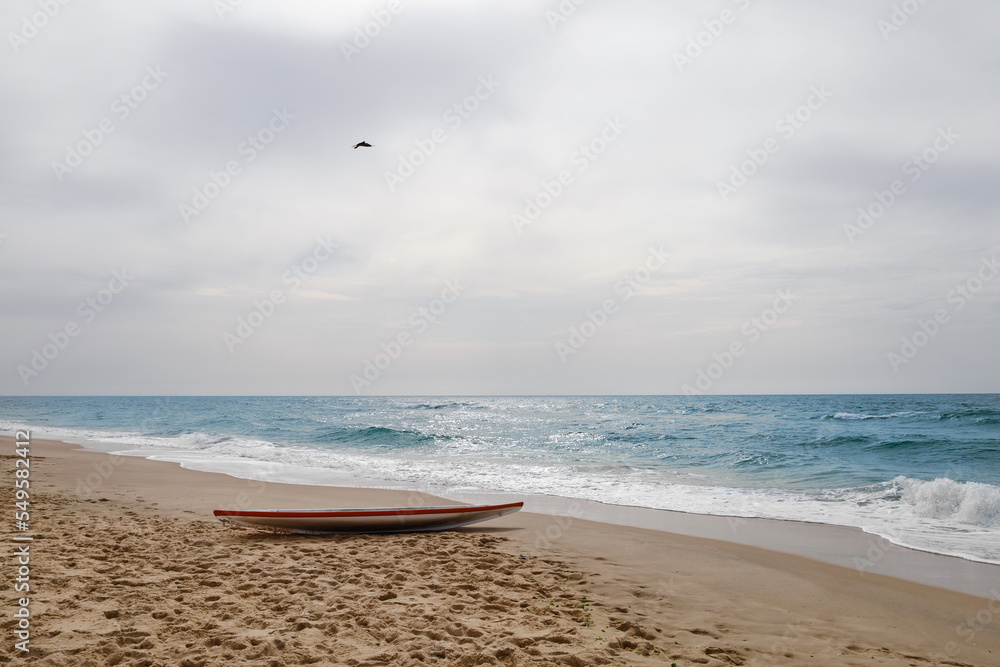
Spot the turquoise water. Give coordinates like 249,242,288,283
2,394,998,562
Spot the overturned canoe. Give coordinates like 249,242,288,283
213,501,523,535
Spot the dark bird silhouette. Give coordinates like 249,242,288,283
353,141,372,149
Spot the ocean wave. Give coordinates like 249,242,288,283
0,419,30,432
893,476,1000,527
0,421,274,453
831,411,922,420
799,435,875,447
392,401,483,410
865,439,933,452
314,425,441,448
603,431,687,444
938,407,1000,421
732,453,776,467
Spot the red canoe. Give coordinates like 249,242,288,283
213,501,523,534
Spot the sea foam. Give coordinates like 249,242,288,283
895,475,1000,527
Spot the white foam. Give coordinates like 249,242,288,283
0,419,29,432
894,476,1000,526
832,411,922,420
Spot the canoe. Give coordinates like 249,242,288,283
213,501,523,534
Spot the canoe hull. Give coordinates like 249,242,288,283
213,502,523,535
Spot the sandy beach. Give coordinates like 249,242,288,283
4,435,999,666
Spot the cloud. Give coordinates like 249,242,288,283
2,0,998,394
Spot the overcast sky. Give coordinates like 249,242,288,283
2,0,998,396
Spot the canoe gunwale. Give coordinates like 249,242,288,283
212,501,523,534
214,502,523,519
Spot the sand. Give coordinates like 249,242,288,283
3,435,999,666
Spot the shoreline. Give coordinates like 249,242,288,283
7,435,1000,665
5,395,998,571
59,434,1000,597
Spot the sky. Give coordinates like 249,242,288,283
2,0,998,396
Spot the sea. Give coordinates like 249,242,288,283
2,394,998,564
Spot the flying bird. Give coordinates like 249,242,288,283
353,141,372,149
